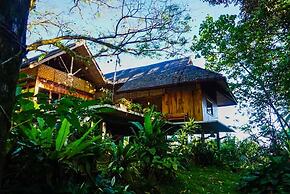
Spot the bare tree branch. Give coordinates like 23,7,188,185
27,0,191,58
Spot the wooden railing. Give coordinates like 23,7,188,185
37,65,95,94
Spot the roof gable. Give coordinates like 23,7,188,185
22,42,106,86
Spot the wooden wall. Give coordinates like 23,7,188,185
162,84,203,121
20,64,97,100
115,88,165,99
37,65,96,94
116,83,204,121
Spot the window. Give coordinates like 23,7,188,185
206,98,213,115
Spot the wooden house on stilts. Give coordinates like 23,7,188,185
21,42,237,143
105,57,237,145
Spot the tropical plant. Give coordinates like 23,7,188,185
172,118,198,165
3,120,104,193
107,139,140,183
217,136,266,170
117,98,143,113
98,88,113,105
131,109,179,183
0,1,191,182
1,92,119,193
192,0,290,154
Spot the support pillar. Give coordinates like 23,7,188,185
216,131,220,150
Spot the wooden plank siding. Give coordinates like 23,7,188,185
162,84,203,121
115,83,204,121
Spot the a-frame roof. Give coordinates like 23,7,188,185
22,41,106,86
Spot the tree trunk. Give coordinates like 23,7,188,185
0,0,30,187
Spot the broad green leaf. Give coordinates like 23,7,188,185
79,100,98,108
55,118,71,151
31,126,40,141
37,117,45,129
148,148,156,155
124,185,129,191
22,126,36,142
144,112,153,136
66,113,81,129
111,176,115,186
173,163,178,171
60,121,100,158
21,99,34,111
130,121,144,131
40,127,53,148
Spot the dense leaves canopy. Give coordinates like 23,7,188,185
193,0,290,150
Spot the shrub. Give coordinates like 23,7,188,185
2,93,131,193
191,139,217,166
131,109,180,183
217,136,268,170
239,155,290,194
172,118,198,165
107,139,140,183
116,98,143,113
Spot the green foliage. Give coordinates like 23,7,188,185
55,118,71,151
191,139,217,166
172,118,198,165
107,139,139,182
131,109,180,183
239,155,290,194
117,98,143,113
98,88,113,105
192,0,290,153
6,91,275,193
217,136,267,170
2,93,128,193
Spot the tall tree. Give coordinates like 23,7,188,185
0,0,31,184
0,0,190,184
193,0,290,152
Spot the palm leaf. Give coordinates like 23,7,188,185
144,111,153,136
55,118,71,151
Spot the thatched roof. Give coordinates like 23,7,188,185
21,42,106,85
105,57,237,106
105,57,225,91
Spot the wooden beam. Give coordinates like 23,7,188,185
116,88,165,100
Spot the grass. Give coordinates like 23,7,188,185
160,165,241,194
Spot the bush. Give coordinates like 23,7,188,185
131,109,180,183
107,139,140,184
172,118,198,166
191,139,217,166
217,136,268,170
239,155,290,194
2,93,131,193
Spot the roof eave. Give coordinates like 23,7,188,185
116,77,225,93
